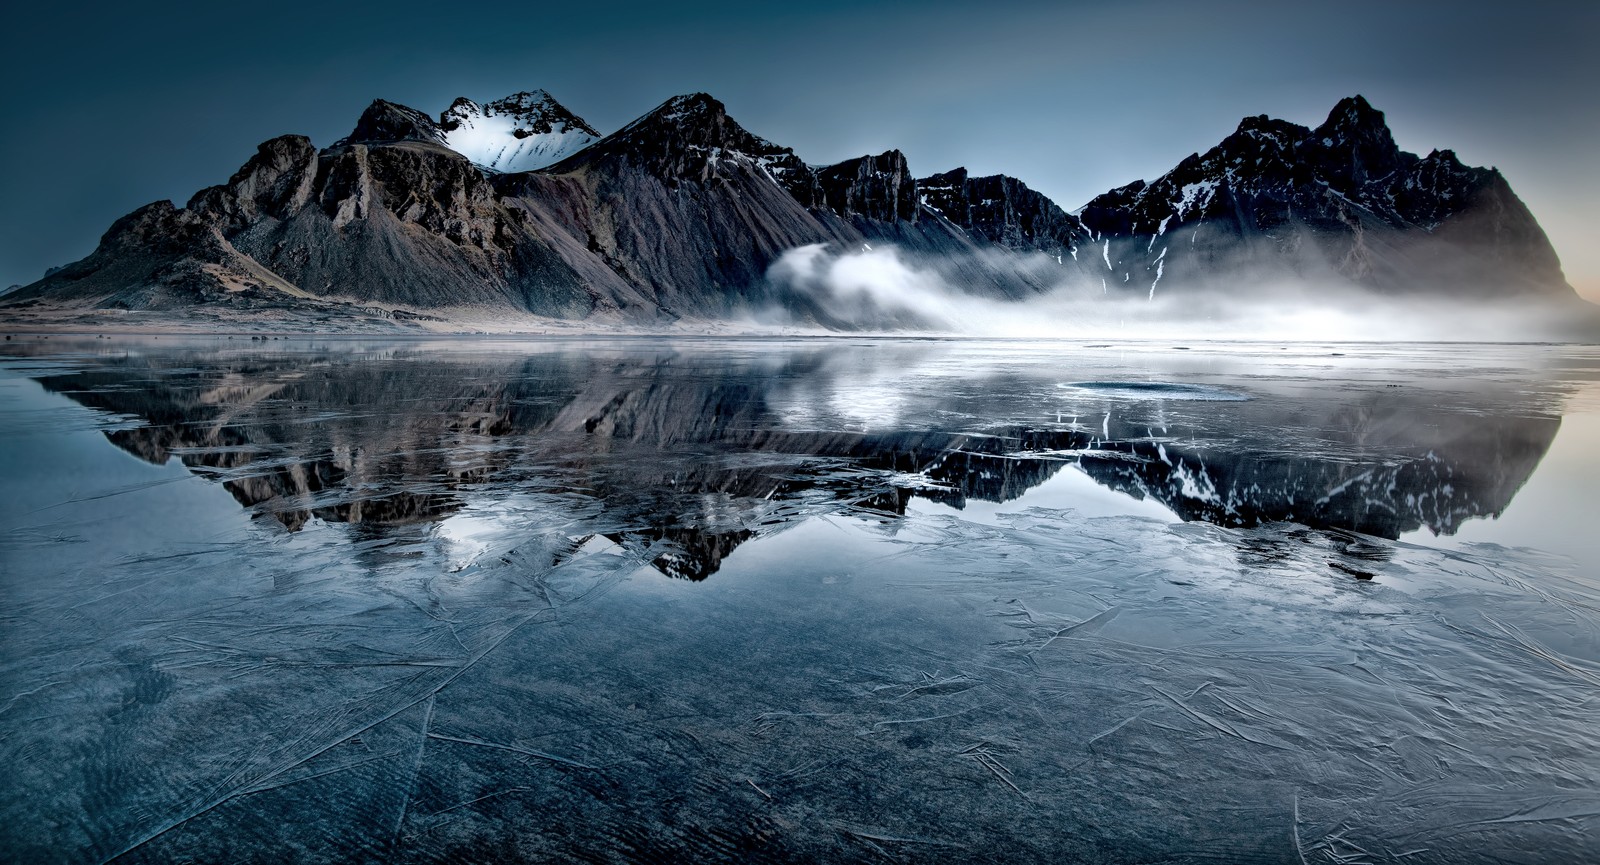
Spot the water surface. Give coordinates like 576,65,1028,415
2,337,1597,863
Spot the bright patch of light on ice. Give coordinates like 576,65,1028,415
435,511,505,572
826,380,910,431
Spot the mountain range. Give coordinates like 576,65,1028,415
1,90,1586,332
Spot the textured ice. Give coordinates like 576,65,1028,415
1060,380,1250,401
1,337,1597,863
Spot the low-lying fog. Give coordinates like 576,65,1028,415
760,242,1595,341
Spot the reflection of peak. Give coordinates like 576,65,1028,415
621,528,755,582
1065,414,1560,539
25,345,1563,582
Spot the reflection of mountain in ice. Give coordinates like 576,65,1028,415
22,340,1563,579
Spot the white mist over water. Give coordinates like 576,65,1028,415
764,242,1589,341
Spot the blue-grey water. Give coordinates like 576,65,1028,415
2,336,1597,864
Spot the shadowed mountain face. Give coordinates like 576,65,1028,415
1076,96,1570,301
3,93,1583,328
17,340,1562,580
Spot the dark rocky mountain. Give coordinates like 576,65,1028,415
919,167,1091,259
3,91,1062,326
1,92,1584,329
335,99,449,147
1075,95,1571,301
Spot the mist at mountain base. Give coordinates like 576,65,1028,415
759,241,1589,341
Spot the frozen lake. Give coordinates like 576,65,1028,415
2,336,1598,863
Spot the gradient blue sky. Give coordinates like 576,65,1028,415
3,0,1596,300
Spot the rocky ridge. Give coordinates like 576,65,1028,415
2,92,1583,329
1075,96,1568,299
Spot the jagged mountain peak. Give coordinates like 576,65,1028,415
652,92,723,120
1068,93,1573,301
487,88,556,110
1227,114,1310,148
917,166,1089,256
813,151,918,222
552,92,799,177
608,93,744,144
6,89,1584,329
446,90,603,138
1316,94,1388,137
922,166,971,185
438,89,600,172
1308,94,1405,186
1421,148,1467,169
1081,95,1417,230
336,99,447,147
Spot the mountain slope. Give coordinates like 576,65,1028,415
1075,95,1571,301
525,93,859,318
8,122,652,321
1,91,1584,331
919,167,1091,260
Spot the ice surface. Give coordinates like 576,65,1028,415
1060,381,1250,401
1,337,1598,863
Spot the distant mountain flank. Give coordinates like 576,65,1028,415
2,90,1585,331
1076,96,1567,300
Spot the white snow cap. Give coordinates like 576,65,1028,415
439,90,601,173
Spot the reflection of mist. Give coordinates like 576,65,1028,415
764,242,1597,341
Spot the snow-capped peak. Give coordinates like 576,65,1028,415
438,91,601,173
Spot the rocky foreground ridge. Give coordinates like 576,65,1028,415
1,91,1585,330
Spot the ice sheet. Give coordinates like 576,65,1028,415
1,337,1597,863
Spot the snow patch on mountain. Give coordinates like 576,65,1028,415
439,91,601,173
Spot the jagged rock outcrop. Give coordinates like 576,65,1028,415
816,151,919,223
1075,95,1571,300
919,167,1091,258
0,197,306,311
335,99,448,147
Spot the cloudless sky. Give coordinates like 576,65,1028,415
3,0,1596,300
